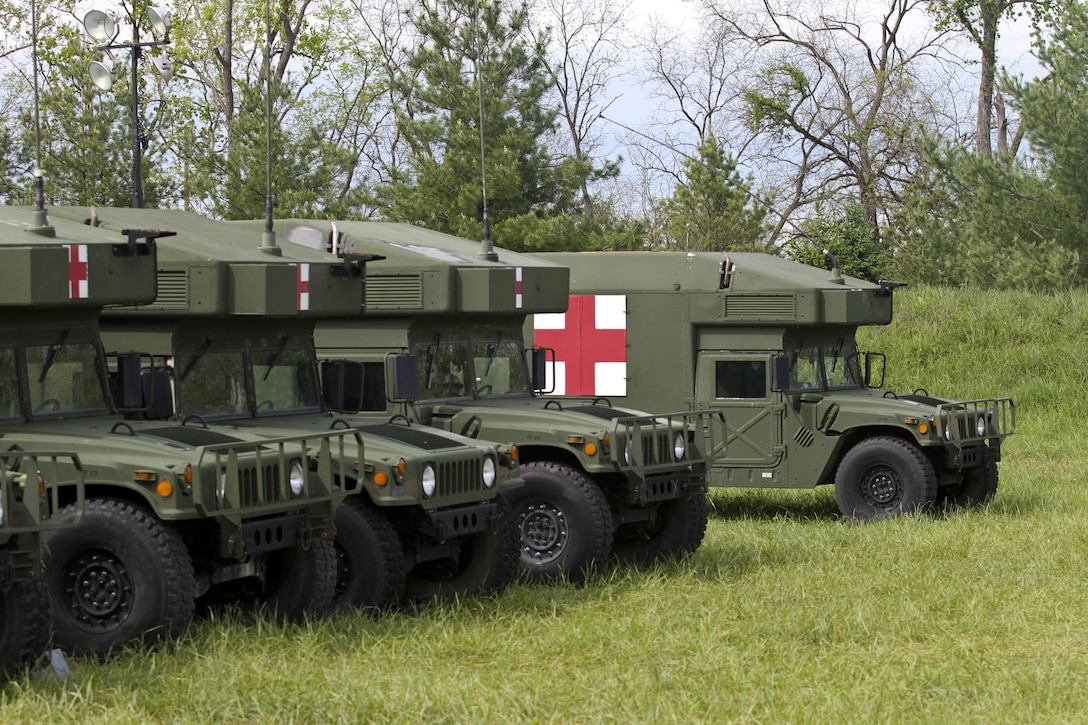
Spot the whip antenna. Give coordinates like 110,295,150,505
28,0,54,237
475,0,497,261
259,0,279,254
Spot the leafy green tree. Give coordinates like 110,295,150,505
379,0,587,246
786,204,888,282
659,134,766,252
172,0,358,217
1004,0,1088,234
888,143,1078,289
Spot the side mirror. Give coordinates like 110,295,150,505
114,352,144,409
531,347,549,393
391,354,420,402
321,360,364,412
860,351,886,388
771,355,790,392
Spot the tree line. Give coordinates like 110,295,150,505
0,0,1084,289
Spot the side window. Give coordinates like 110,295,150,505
715,360,768,399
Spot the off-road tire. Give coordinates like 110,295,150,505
45,498,195,658
255,538,338,621
331,497,405,612
612,487,708,564
953,460,999,508
505,461,613,584
834,436,937,522
404,494,520,601
0,576,50,678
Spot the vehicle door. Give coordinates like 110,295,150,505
695,352,785,482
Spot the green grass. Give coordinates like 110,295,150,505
4,286,1087,723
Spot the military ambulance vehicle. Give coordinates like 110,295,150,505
51,206,521,608
0,449,83,677
532,251,1015,522
4,205,351,657
235,220,725,583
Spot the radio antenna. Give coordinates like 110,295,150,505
475,0,497,261
259,0,279,254
28,0,54,237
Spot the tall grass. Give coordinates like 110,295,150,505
4,286,1088,724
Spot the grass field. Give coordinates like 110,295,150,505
3,286,1086,724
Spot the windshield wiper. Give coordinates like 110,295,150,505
423,333,442,389
178,337,214,382
829,337,844,374
482,330,504,377
38,329,70,383
261,336,290,382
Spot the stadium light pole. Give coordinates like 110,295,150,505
83,6,173,208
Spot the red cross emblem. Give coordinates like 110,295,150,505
534,295,626,396
66,244,88,299
296,263,310,311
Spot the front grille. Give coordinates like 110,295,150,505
238,464,284,507
436,458,483,497
641,433,673,465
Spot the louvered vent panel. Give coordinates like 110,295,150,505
366,276,423,309
724,295,795,320
150,269,189,309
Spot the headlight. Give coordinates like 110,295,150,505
421,465,437,497
289,460,305,497
976,415,987,436
217,471,227,503
0,484,5,527
673,433,686,461
482,457,496,488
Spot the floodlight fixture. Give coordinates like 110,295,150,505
146,7,172,39
88,54,116,91
82,10,119,43
153,56,174,82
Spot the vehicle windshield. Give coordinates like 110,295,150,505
473,338,530,396
417,342,470,400
175,346,322,417
25,340,109,416
416,336,531,401
788,341,864,392
175,350,249,417
252,346,321,414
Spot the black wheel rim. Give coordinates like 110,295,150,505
61,548,133,632
518,502,567,565
860,464,902,507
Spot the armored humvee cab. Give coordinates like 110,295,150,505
3,206,353,657
532,251,1015,521
52,206,522,607
233,220,725,583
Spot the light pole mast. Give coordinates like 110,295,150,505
83,6,173,208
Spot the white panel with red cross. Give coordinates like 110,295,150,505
65,244,89,299
296,263,310,311
533,295,626,396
